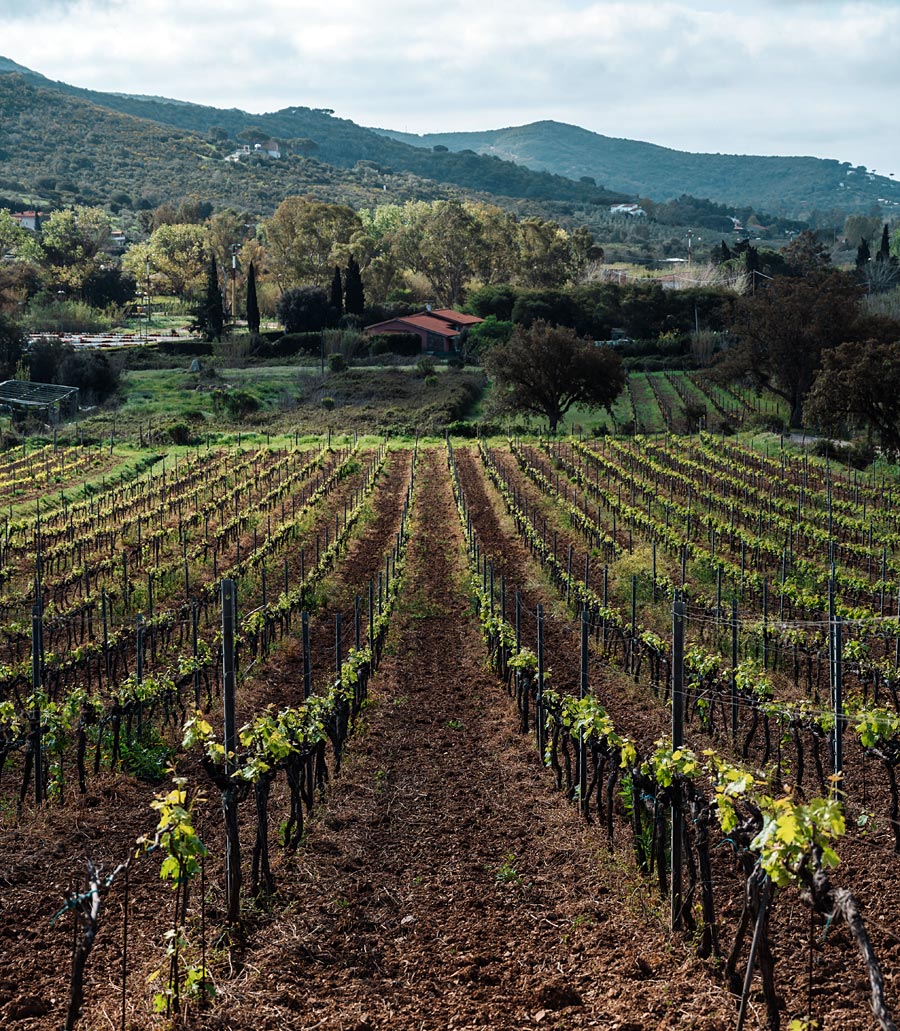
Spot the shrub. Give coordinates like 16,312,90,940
213,388,261,418
322,396,335,410
845,440,876,469
416,357,436,377
276,286,334,334
166,422,195,445
369,333,421,357
424,374,439,388
24,296,114,334
328,353,348,373
157,339,214,357
266,332,322,357
746,411,787,434
56,350,121,402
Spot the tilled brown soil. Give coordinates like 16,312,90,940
453,443,900,1030
197,447,736,1030
3,446,894,1030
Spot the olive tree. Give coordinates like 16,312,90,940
486,320,625,433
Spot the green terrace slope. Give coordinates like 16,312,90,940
376,119,900,219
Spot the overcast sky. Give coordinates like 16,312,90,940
3,0,899,175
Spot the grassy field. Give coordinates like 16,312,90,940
77,361,487,444
16,350,814,455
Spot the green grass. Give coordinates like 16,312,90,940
629,373,667,434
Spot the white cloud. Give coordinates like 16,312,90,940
3,0,900,173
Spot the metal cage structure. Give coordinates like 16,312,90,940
0,381,79,423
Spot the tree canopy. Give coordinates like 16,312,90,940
485,320,625,433
720,270,865,428
276,286,333,334
804,339,900,457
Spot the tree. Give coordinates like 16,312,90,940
710,240,732,265
246,262,260,335
0,314,24,378
57,349,120,402
877,224,892,263
123,223,207,299
196,254,224,341
329,265,343,314
391,198,481,306
344,255,365,315
780,230,832,277
462,315,514,362
264,196,361,290
721,270,864,427
82,267,136,309
38,205,112,296
0,209,30,258
485,320,625,433
856,238,871,269
804,339,900,456
517,218,575,289
843,214,882,250
276,286,331,334
206,209,252,278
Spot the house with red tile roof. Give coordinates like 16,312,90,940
10,211,43,231
363,308,483,353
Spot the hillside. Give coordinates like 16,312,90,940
1,55,894,231
0,61,626,215
377,120,900,219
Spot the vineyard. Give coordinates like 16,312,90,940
2,431,900,1030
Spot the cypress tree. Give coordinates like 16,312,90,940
856,238,871,269
200,254,224,341
246,261,260,335
745,244,761,293
877,224,891,262
344,255,365,315
329,265,343,314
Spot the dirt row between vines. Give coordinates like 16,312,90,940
456,443,900,1030
6,443,892,1030
198,446,736,1030
0,448,410,1030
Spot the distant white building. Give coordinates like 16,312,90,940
225,140,282,162
609,203,646,217
255,140,282,158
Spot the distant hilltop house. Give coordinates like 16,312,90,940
225,140,282,162
10,211,44,231
364,308,483,353
609,203,646,217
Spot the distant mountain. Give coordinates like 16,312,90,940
1,56,895,227
375,120,900,219
0,60,626,217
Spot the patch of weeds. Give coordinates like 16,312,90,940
447,718,464,731
120,726,173,782
392,694,408,707
492,852,523,886
561,912,594,944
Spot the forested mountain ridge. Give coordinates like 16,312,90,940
0,61,627,215
377,120,900,219
1,55,893,228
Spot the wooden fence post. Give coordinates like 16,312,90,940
671,590,685,931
